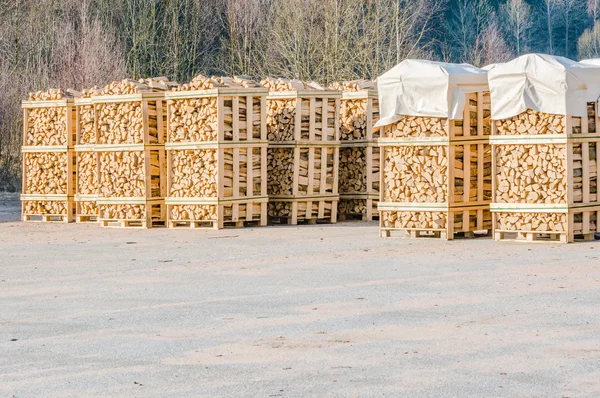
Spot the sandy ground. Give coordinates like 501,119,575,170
1,195,600,397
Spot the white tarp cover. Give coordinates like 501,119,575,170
375,60,488,127
488,54,600,120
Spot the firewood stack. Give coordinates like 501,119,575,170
165,75,268,229
488,55,600,243
491,109,599,242
379,92,493,240
21,89,76,222
331,80,380,221
72,87,101,222
262,78,341,225
93,78,172,228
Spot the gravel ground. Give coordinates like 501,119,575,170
1,197,600,397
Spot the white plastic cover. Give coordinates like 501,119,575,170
375,60,488,127
488,54,600,120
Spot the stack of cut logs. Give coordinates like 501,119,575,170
491,108,600,242
21,89,75,222
379,92,493,240
92,78,171,227
333,80,380,221
165,75,268,229
73,87,101,221
263,78,340,224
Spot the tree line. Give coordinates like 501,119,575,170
1,0,600,190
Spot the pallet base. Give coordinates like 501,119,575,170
494,231,598,243
99,219,165,229
76,215,98,223
22,214,71,223
268,216,336,226
381,229,491,240
167,219,265,229
338,213,379,222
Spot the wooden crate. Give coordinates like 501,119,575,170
21,99,76,222
92,92,167,228
379,92,492,239
164,88,269,229
267,145,339,224
92,92,166,145
267,90,341,224
338,90,380,221
96,146,166,228
491,107,600,243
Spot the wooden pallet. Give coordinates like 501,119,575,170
21,194,75,223
168,219,263,229
165,88,269,230
491,104,600,243
491,206,600,243
381,228,491,240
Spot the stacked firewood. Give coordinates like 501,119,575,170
496,212,567,232
169,204,218,221
76,87,101,145
381,211,446,230
98,204,146,220
495,144,567,204
98,151,147,198
23,200,68,216
383,146,449,203
76,152,98,195
27,88,71,101
169,150,218,198
339,147,367,193
495,110,565,135
380,116,447,138
168,75,262,143
23,152,69,194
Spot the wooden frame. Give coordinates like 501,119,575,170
21,99,76,222
267,90,341,225
491,106,600,243
164,88,269,229
338,90,380,221
379,92,492,240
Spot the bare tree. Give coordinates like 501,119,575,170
539,0,563,55
562,0,587,57
578,19,600,58
501,0,533,56
473,17,515,67
446,0,494,64
588,0,600,22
